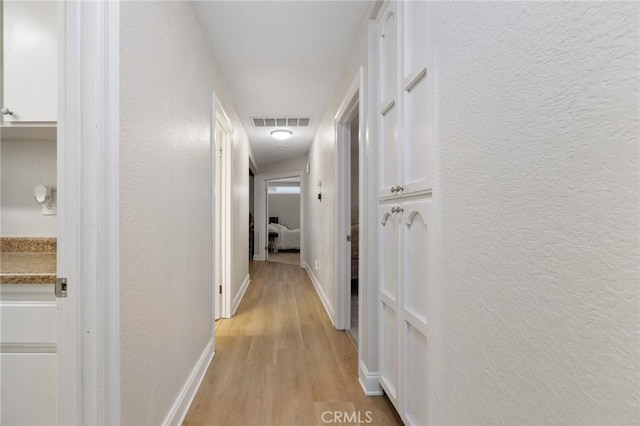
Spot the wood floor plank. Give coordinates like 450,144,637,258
183,261,402,426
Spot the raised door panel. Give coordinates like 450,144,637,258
378,2,398,107
379,102,399,198
401,200,431,425
378,1,400,198
378,206,401,408
0,353,57,425
401,1,433,195
3,1,57,122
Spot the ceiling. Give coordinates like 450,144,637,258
192,1,370,166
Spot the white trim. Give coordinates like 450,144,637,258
162,339,215,426
232,274,251,316
335,68,364,331
212,95,234,319
302,262,337,328
58,1,121,424
358,360,384,396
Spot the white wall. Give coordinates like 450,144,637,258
119,2,250,424
429,2,639,424
302,7,380,391
258,155,307,175
268,193,300,229
0,140,57,237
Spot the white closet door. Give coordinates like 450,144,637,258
377,2,400,198
401,200,432,425
401,1,433,195
378,205,401,408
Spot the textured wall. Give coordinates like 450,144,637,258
120,2,249,424
0,140,57,237
268,193,301,229
430,2,639,424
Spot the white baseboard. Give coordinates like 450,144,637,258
231,274,251,316
162,339,215,426
253,254,266,261
358,360,383,396
302,262,337,327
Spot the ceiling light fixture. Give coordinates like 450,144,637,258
271,129,293,140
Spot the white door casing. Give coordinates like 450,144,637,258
57,1,121,424
212,94,233,319
335,68,364,332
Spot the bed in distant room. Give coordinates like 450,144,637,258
268,217,300,252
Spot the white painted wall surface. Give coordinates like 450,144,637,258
120,2,250,424
302,9,381,390
430,3,639,424
0,140,57,237
258,155,308,175
268,193,300,229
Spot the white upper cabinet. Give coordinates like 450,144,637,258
378,0,433,199
2,1,57,123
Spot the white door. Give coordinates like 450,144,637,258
400,200,431,425
378,205,401,408
377,1,399,199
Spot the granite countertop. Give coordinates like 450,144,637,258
0,237,56,284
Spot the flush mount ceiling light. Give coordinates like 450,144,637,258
271,129,293,140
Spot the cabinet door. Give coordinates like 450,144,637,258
1,286,57,425
377,1,400,198
400,1,433,196
400,199,432,425
3,1,57,122
378,205,401,409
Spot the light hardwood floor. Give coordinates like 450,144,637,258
184,261,402,426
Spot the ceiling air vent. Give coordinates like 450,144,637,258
252,117,311,128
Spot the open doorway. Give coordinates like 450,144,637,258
213,96,232,320
266,178,301,265
336,68,363,337
349,113,360,342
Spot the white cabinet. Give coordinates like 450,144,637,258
375,1,434,424
2,1,57,123
378,1,433,199
0,285,57,426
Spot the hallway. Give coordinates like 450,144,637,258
184,261,401,425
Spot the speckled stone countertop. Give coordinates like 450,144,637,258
0,238,56,284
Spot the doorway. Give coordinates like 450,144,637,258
266,178,301,266
335,69,363,336
213,95,232,320
348,113,360,342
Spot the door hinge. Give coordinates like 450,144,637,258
219,148,223,159
55,277,68,298
219,285,222,295
346,235,352,242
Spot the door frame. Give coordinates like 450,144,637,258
57,1,121,424
335,68,364,332
253,170,305,263
212,93,233,319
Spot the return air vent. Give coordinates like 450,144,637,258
252,117,311,128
